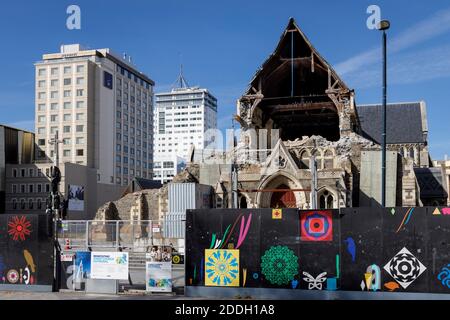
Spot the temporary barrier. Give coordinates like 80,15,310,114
185,207,450,297
164,212,186,239
0,214,53,292
58,219,185,293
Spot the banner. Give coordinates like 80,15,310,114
91,252,129,280
68,185,85,211
146,261,172,293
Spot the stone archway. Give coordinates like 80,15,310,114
270,184,296,208
256,171,307,208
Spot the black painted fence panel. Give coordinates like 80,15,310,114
186,207,450,294
0,214,53,288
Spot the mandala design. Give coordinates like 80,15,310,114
6,269,19,284
301,211,332,241
205,249,239,287
7,216,32,241
384,247,426,289
261,246,299,285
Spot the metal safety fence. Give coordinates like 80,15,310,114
59,220,184,251
58,219,186,293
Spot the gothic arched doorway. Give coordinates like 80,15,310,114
270,184,296,208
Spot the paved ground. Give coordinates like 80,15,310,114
2,289,450,300
0,291,203,300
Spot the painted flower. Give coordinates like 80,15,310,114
7,216,32,241
261,246,299,285
205,250,239,286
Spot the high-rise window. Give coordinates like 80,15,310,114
64,78,72,86
104,71,113,89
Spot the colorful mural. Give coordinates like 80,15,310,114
7,216,32,241
186,207,450,294
205,249,239,287
0,214,53,288
300,210,333,241
261,246,298,285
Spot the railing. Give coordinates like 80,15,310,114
59,220,184,251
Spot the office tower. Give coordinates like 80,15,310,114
153,72,217,183
35,44,154,186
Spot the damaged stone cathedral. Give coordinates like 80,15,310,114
183,18,448,210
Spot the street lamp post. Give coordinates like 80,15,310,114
378,19,390,207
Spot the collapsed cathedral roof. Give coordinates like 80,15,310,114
237,17,359,142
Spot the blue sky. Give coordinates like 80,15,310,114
0,0,449,159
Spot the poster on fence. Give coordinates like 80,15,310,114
68,185,85,211
91,252,129,280
146,261,172,293
73,251,91,291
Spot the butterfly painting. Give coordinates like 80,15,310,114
302,271,327,290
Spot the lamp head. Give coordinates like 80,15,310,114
377,20,390,31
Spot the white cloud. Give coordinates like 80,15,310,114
343,44,450,89
335,7,450,76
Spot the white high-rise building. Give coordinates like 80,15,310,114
153,74,217,184
34,44,154,186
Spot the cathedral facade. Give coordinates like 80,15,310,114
187,18,447,209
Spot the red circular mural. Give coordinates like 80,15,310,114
7,216,32,241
